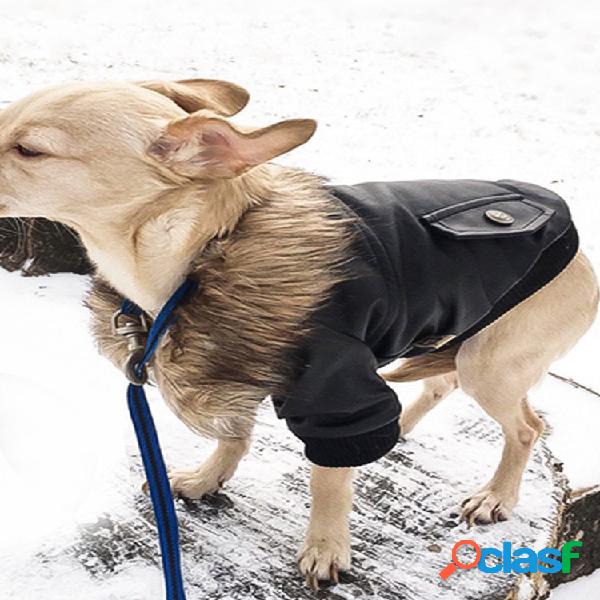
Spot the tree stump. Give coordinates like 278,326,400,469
548,485,600,588
0,218,91,275
2,392,570,600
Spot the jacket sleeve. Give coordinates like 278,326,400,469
272,323,401,467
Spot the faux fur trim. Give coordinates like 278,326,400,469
86,169,355,438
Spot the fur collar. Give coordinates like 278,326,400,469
87,168,355,438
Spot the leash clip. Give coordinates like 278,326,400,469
112,310,149,386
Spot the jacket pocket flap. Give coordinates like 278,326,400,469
421,193,555,239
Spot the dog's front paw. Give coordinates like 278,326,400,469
168,467,226,499
461,488,516,525
142,441,248,499
142,465,225,499
298,535,351,590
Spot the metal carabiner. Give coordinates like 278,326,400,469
112,309,150,386
124,348,148,386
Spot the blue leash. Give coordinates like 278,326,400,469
115,278,196,600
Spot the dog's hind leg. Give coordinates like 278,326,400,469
456,252,598,524
457,387,540,524
400,372,458,435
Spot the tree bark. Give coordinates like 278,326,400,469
0,217,91,275
548,485,600,588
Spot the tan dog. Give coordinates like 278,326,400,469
0,79,597,589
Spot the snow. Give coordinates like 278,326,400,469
1,1,600,598
552,571,600,599
0,270,127,548
530,379,600,490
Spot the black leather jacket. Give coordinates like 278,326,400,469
274,180,578,467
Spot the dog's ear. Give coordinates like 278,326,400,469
138,79,249,116
148,115,317,179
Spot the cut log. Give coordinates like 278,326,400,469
0,217,91,275
1,392,570,600
548,485,600,588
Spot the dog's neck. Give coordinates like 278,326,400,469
77,166,273,311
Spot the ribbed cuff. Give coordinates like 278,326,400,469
304,420,400,467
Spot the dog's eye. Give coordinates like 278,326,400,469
14,144,45,158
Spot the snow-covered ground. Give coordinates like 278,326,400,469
553,570,600,600
1,1,600,598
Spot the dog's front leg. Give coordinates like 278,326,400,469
141,411,255,499
166,435,252,499
298,465,353,589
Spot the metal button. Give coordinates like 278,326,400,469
485,209,515,225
